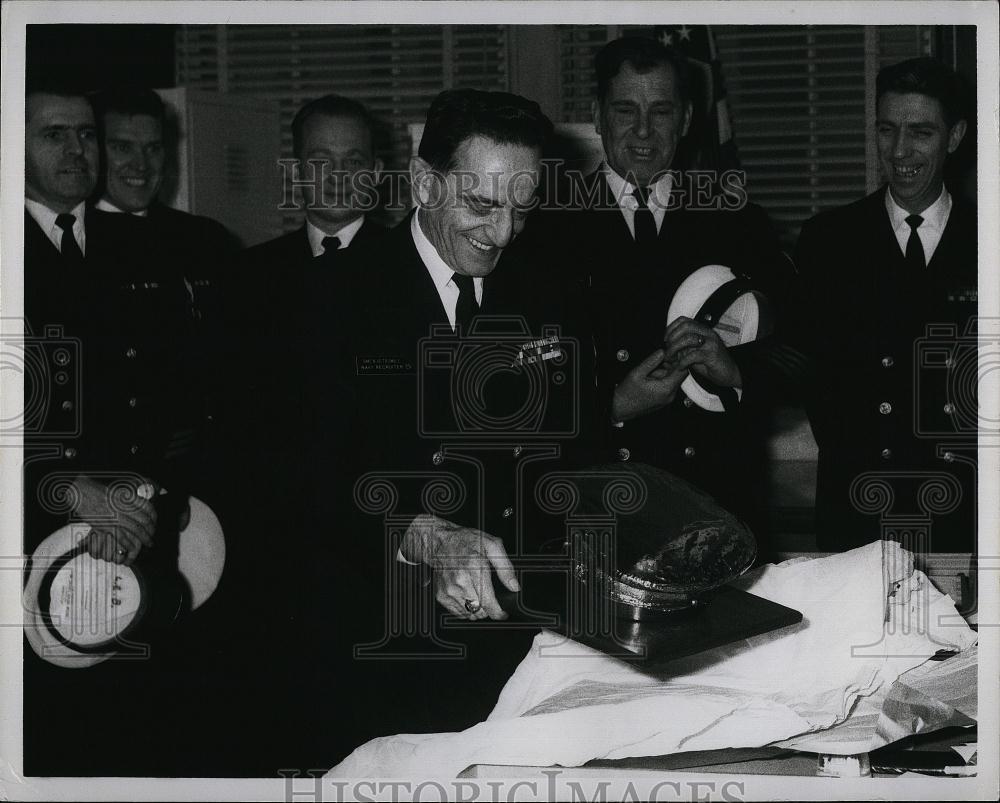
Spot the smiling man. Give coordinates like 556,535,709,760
324,88,573,612
794,57,976,552
299,89,597,764
22,83,218,776
23,86,196,566
98,91,166,214
525,37,788,540
91,88,236,326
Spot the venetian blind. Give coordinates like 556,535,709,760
713,26,869,244
715,25,932,243
557,24,931,244
559,25,620,122
175,24,509,230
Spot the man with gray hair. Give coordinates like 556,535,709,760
301,87,597,767
526,36,789,544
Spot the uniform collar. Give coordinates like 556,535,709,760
306,214,365,257
601,162,675,210
412,208,464,292
885,184,951,234
25,198,86,233
95,197,148,217
25,199,88,257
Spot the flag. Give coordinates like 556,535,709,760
653,24,740,173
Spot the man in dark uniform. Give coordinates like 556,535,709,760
23,84,200,573
205,95,389,773
234,93,386,341
92,87,238,328
21,83,226,776
302,88,596,768
91,87,238,499
526,37,788,537
794,57,976,553
218,94,386,558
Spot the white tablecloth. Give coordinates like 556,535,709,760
327,541,977,777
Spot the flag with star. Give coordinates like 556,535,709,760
654,24,740,173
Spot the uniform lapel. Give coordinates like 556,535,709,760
294,224,313,260
398,215,452,336
927,198,973,276
24,210,60,264
592,171,634,244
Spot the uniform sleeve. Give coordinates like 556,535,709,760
724,203,799,406
789,214,834,445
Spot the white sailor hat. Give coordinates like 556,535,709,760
666,264,772,412
23,495,224,669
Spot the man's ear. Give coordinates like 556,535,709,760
372,156,385,180
681,102,693,138
592,99,603,136
947,119,968,154
409,155,439,208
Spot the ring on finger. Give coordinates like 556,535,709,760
464,598,482,614
695,334,706,347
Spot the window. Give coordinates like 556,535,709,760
176,24,937,239
176,24,508,230
716,25,932,244
556,24,933,245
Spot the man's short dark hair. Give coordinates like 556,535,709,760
876,57,967,128
91,87,166,126
291,94,375,159
417,89,553,173
595,36,691,110
25,77,91,120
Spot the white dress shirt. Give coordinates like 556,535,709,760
601,163,675,239
396,210,485,565
411,209,484,330
95,198,148,217
885,186,952,265
25,199,87,256
307,215,366,257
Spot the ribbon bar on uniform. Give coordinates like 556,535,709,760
512,335,561,366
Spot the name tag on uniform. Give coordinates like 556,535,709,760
512,335,562,367
357,355,414,375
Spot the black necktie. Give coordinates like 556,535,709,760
56,213,84,264
632,186,657,243
905,214,925,270
452,273,479,334
906,215,927,271
321,236,341,256
633,187,656,268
